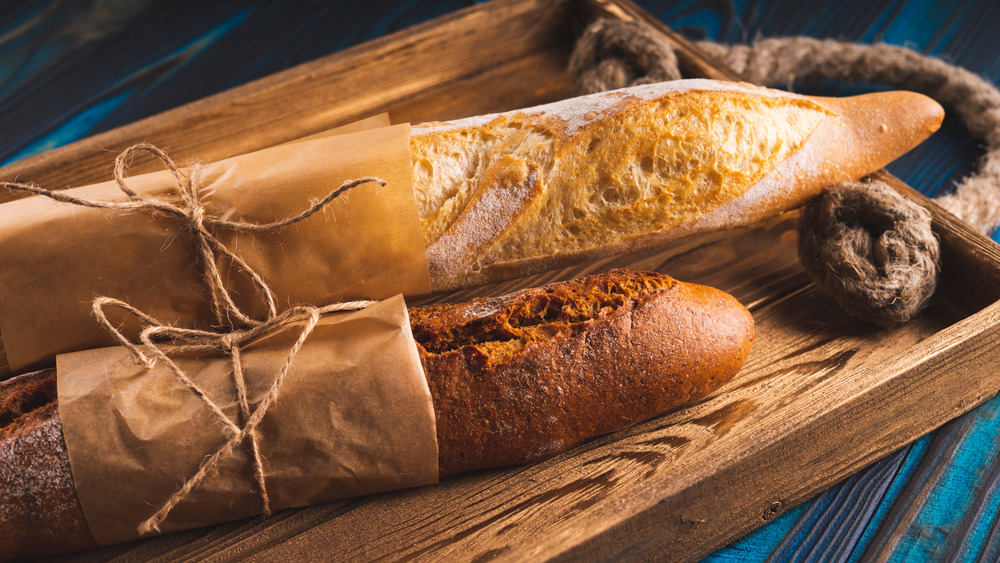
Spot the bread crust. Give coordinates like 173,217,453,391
0,369,98,561
410,269,753,476
0,270,753,559
411,80,944,291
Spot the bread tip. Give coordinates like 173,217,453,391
807,89,944,183
894,89,944,134
859,89,943,145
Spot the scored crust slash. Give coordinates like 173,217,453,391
0,269,753,559
412,79,942,290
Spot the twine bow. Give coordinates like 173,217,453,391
3,143,381,533
4,144,382,328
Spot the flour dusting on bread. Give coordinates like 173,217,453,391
409,79,943,291
410,80,829,284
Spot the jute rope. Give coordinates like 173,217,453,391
568,19,988,324
568,17,682,95
2,144,379,534
797,181,939,324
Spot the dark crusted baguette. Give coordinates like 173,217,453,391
0,269,753,559
412,269,754,477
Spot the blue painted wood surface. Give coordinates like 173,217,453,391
2,1,999,560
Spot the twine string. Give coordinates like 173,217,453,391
128,302,370,535
3,143,384,327
4,143,381,533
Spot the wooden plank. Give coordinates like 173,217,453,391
21,0,1000,561
882,170,1000,309
386,48,575,125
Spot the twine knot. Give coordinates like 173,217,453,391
3,143,382,533
6,144,384,329
797,181,940,325
219,331,240,353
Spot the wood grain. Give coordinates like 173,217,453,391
12,0,1000,561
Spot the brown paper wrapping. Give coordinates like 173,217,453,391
288,113,390,141
0,122,429,373
58,295,438,546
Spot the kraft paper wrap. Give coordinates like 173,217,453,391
0,120,429,373
290,113,390,141
58,295,438,546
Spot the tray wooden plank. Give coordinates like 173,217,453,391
20,0,1000,561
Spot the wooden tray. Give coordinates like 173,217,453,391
8,0,1000,561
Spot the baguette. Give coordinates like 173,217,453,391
412,79,944,290
0,269,753,559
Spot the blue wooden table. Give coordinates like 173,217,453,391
2,1,999,560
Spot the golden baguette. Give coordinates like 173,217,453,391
411,79,944,290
